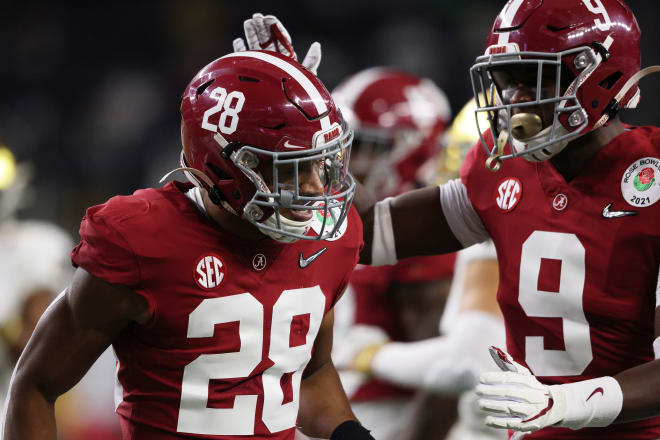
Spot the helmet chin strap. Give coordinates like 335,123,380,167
511,123,576,163
515,65,660,163
159,165,238,215
594,65,660,129
258,212,312,243
161,153,323,243
160,166,214,188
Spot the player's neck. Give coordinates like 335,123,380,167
549,117,624,182
201,189,266,241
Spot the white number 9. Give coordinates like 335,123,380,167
581,0,613,32
518,231,593,376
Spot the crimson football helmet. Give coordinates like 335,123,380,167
178,50,354,242
470,0,654,166
332,68,450,198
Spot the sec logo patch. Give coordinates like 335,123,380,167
495,178,522,212
194,254,226,289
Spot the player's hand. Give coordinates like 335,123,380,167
476,347,566,433
233,13,322,75
332,324,389,373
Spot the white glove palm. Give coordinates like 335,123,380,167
476,347,566,433
233,13,322,75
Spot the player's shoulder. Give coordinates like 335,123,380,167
460,131,493,185
619,124,660,154
84,182,195,235
622,124,660,141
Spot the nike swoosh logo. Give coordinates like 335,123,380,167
299,247,327,269
602,203,636,218
283,140,306,150
523,396,554,423
586,387,604,402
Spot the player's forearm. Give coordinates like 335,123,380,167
3,375,58,440
614,358,660,422
298,361,357,438
370,337,450,389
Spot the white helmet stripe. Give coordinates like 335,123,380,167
333,67,389,112
222,51,331,130
498,0,525,45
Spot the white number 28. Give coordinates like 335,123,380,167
201,87,245,135
177,286,326,436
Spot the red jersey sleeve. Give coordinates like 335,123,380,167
71,196,156,318
72,205,141,287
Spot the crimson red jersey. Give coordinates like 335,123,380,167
345,254,456,402
71,182,363,440
461,126,660,439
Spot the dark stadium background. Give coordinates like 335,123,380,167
1,0,659,234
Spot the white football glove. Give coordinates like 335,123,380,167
332,324,389,372
477,347,623,434
233,13,322,75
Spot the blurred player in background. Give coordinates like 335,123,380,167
323,68,456,440
0,145,74,405
334,98,506,440
0,144,121,439
4,38,375,440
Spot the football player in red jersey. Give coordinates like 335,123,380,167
253,1,660,438
3,48,376,439
323,68,457,440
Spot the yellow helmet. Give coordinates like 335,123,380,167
0,145,17,191
0,144,33,222
433,94,491,185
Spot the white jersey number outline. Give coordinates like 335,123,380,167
177,287,325,435
518,231,593,376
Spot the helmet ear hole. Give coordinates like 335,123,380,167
206,163,232,181
599,71,623,90
196,79,215,97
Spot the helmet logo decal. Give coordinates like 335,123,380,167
403,79,451,130
312,123,342,149
582,0,613,32
201,87,246,135
194,254,226,289
283,140,306,150
323,126,341,144
621,157,660,207
485,43,521,56
495,178,523,212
